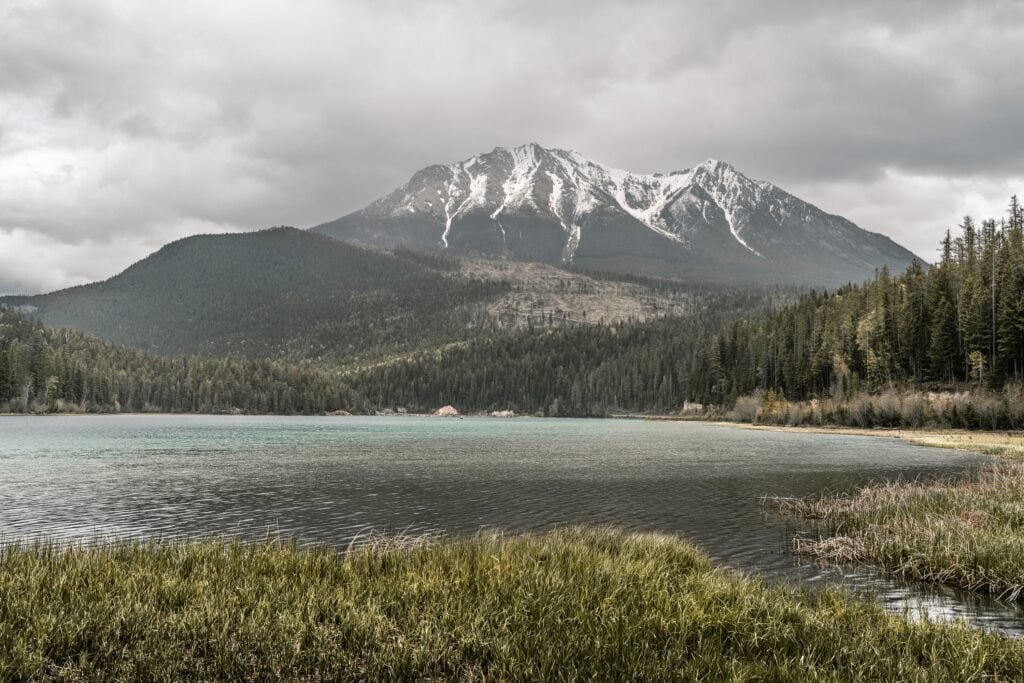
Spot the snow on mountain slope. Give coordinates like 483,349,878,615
312,144,920,287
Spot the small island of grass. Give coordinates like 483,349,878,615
781,455,1024,602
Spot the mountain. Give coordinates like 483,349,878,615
313,144,919,286
0,224,758,369
0,228,506,364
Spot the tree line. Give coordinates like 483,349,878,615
685,196,1024,412
0,309,357,414
2,286,780,416
340,288,784,416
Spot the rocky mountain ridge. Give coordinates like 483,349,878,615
313,144,919,286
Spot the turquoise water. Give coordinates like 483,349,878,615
1,415,1020,633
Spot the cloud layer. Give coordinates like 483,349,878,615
2,0,1022,293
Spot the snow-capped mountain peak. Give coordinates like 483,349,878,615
313,144,919,287
376,145,777,258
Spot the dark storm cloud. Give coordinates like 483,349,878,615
1,0,1022,293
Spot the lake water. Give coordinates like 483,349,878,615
1,415,1021,634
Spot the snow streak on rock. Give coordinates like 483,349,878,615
367,144,895,266
547,171,580,262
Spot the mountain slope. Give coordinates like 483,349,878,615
313,144,919,287
1,228,507,364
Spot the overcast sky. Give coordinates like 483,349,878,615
2,0,1022,294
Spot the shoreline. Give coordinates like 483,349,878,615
703,421,1024,458
751,421,1024,602
5,411,1024,457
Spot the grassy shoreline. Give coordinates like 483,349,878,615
780,463,1024,599
3,529,1023,680
720,421,1024,602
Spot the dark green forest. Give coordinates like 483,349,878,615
341,288,778,416
1,287,776,416
686,197,1024,405
0,309,356,414
675,197,1024,429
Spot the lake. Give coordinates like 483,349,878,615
1,415,1020,634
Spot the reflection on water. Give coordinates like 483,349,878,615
1,415,1020,635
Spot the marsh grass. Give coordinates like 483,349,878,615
904,432,1024,458
743,387,1024,430
781,463,1024,601
1,529,1022,681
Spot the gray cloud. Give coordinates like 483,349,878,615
1,0,1022,293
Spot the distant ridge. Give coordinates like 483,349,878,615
0,228,506,363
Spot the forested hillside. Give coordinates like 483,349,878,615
2,227,745,369
0,228,507,366
685,197,1024,415
0,308,355,414
342,289,781,415
2,288,780,416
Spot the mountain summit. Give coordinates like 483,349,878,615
312,144,918,286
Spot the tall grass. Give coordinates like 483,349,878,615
728,386,1024,430
904,432,1024,458
1,529,1022,680
780,463,1024,601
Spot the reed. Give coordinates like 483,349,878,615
781,463,1024,601
737,386,1024,430
1,529,1022,680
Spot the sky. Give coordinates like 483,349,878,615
1,0,1022,295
